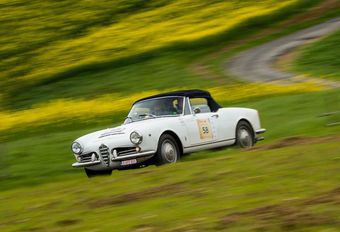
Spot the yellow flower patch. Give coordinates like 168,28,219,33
0,82,322,132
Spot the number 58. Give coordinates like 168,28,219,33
202,126,209,134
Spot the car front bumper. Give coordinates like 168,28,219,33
72,150,155,168
72,160,101,168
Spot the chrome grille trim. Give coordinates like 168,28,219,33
99,144,110,166
117,147,137,157
113,150,156,161
79,153,92,163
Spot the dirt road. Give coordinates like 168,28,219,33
227,17,340,87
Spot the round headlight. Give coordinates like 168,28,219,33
71,142,83,155
130,131,143,145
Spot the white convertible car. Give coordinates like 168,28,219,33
71,90,266,177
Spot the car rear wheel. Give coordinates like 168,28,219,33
84,168,112,178
155,134,180,165
236,121,254,148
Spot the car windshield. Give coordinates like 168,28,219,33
125,97,184,123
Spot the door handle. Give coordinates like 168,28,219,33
211,114,219,118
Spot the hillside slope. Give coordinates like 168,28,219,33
3,0,336,134
293,29,340,80
1,1,340,231
1,138,339,231
1,0,305,100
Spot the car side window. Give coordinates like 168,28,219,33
189,98,212,114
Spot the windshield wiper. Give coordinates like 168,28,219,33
137,113,157,118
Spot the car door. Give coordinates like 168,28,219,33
181,97,219,146
213,109,235,141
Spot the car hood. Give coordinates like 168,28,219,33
76,126,127,144
75,117,174,145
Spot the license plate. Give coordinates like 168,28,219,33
121,159,137,166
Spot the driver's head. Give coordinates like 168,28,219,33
175,97,183,112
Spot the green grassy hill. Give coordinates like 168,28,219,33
1,0,295,87
1,0,337,134
1,0,325,110
1,137,339,231
0,0,339,192
293,29,340,80
1,0,340,231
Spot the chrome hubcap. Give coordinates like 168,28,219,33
239,128,252,147
161,141,177,163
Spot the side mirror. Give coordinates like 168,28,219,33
193,107,201,114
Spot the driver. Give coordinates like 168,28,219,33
175,98,183,114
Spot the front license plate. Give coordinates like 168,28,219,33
121,159,137,166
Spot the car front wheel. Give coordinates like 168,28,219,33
236,121,254,148
155,134,180,165
84,168,112,178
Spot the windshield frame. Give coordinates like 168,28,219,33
125,96,185,123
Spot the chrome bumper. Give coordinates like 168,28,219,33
72,160,101,168
72,150,156,168
256,128,266,134
255,128,266,141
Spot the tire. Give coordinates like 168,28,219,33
84,168,112,178
236,121,254,148
155,134,180,165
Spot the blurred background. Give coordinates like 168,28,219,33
0,0,339,231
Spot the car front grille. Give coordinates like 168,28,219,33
79,153,92,163
116,147,137,157
99,144,110,166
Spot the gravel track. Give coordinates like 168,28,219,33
226,18,340,88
